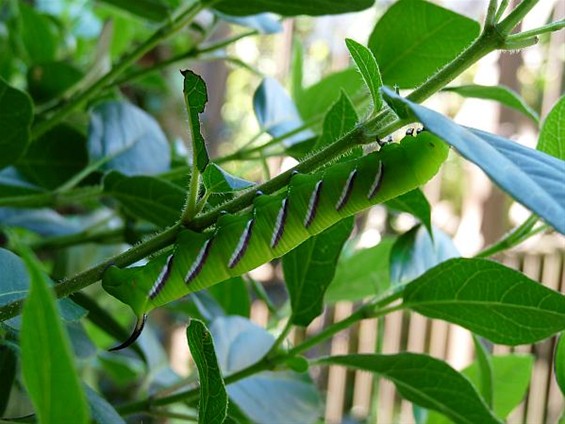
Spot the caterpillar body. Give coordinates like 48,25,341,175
103,133,448,350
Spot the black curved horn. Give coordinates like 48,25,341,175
109,314,147,352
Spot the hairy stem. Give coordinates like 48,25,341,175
0,2,529,321
116,290,404,415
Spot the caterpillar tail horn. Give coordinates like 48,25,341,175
109,314,147,352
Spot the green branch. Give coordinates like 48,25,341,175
116,290,404,415
31,1,205,140
0,0,537,323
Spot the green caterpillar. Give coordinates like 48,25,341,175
103,132,448,350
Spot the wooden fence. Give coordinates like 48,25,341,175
248,250,565,424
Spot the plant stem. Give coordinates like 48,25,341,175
188,125,369,231
0,3,526,321
0,186,102,208
111,29,259,87
474,214,544,258
495,0,511,22
505,19,565,42
31,1,205,140
485,0,499,27
497,0,540,35
0,223,181,322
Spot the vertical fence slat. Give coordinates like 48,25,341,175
325,302,354,424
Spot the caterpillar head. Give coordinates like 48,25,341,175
102,265,149,318
102,265,151,351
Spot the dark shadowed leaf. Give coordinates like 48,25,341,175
103,171,184,227
17,124,88,189
27,61,83,104
98,0,172,21
0,343,17,416
318,353,500,424
283,217,353,326
203,163,255,193
296,68,363,120
383,88,565,234
18,3,59,64
20,249,88,424
87,101,170,176
389,225,459,286
315,91,359,151
187,319,228,424
213,0,374,17
0,78,33,170
85,385,126,424
182,70,210,172
345,38,383,113
369,0,480,88
443,85,538,124
386,188,431,234
209,316,321,423
326,238,394,303
253,78,315,146
404,258,565,345
538,95,564,160
208,277,251,317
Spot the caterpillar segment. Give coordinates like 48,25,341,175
103,133,448,350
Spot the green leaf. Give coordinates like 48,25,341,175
538,95,564,160
283,217,353,326
85,385,126,424
0,167,42,198
315,91,359,151
345,38,383,113
20,249,89,424
27,61,83,104
472,336,494,408
317,353,501,424
213,0,374,17
0,77,33,170
403,258,565,345
253,77,315,147
210,316,321,424
296,68,363,121
386,188,432,235
463,354,533,419
208,277,251,317
0,343,17,416
88,100,170,175
103,171,185,227
556,333,565,396
203,163,255,193
443,85,539,124
182,70,210,173
325,238,394,303
187,319,228,424
383,88,565,234
17,124,88,190
98,0,172,22
18,3,59,64
426,354,534,423
369,0,480,88
389,225,458,286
